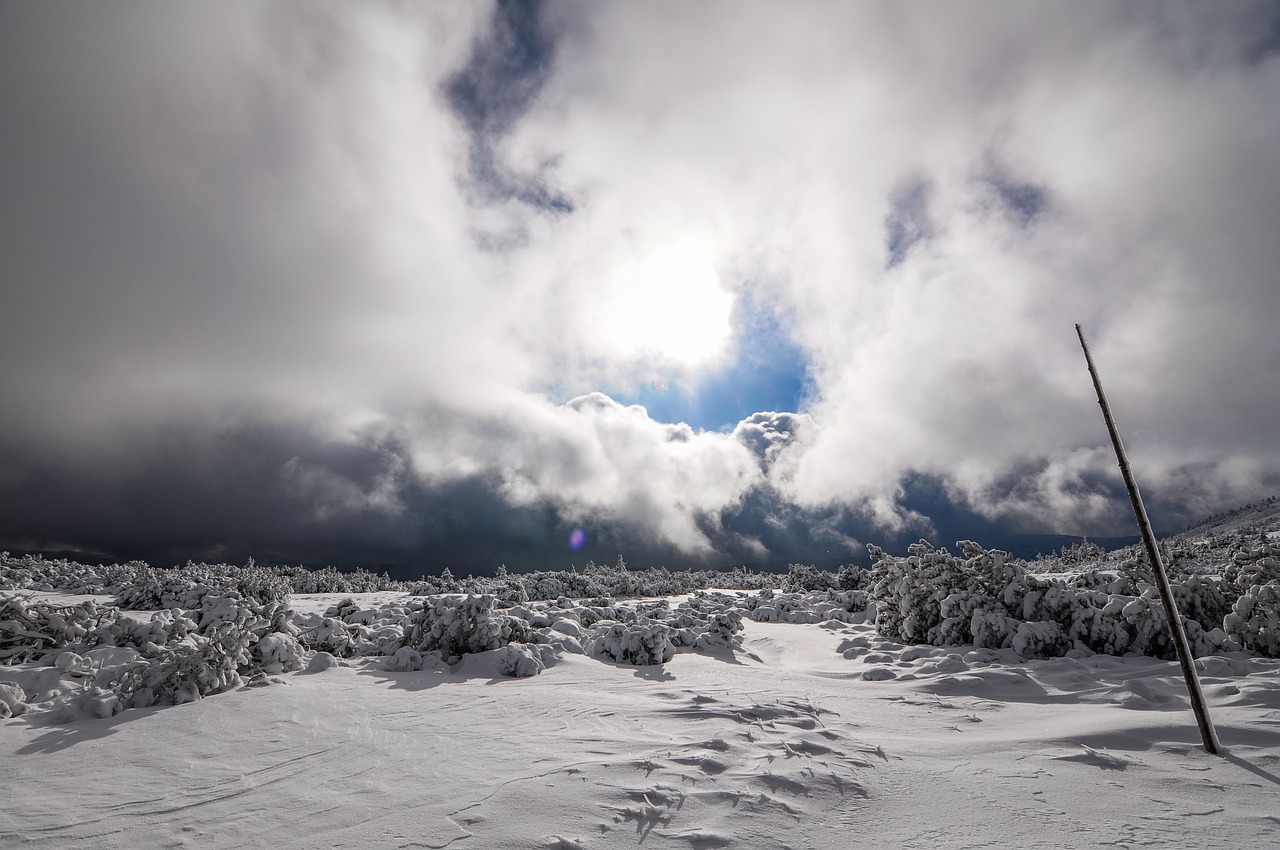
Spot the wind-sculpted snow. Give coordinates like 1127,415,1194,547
5,605,1279,849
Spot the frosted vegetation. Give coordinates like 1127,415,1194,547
1,500,1277,722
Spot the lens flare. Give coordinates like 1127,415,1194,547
568,528,586,551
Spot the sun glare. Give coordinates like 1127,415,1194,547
600,241,735,367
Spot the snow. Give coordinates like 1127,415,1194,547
3,593,1279,849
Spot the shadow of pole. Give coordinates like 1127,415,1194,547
1223,752,1280,787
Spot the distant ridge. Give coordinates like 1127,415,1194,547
1177,496,1280,538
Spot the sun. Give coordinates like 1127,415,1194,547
599,240,735,368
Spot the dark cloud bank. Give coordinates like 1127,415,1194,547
0,412,1189,578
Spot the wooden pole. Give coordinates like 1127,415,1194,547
1075,324,1222,754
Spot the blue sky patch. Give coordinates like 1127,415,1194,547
614,291,811,431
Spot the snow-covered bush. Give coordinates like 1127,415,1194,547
697,609,744,650
586,620,674,666
108,560,292,611
0,681,29,718
868,539,1245,660
383,646,425,672
1223,583,1280,656
749,591,833,624
323,597,363,621
870,541,986,644
282,565,400,594
1010,620,1070,659
496,643,551,677
98,608,199,653
297,616,360,657
0,594,112,663
782,563,839,593
1223,542,1280,590
106,625,249,708
836,565,872,591
252,633,304,674
400,594,535,664
651,593,747,652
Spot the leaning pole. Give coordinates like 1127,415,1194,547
1075,324,1222,755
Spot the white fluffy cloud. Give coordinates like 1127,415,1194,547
2,1,1278,565
505,0,1280,533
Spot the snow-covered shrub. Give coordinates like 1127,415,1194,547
969,605,1022,650
782,563,839,593
748,591,832,624
1054,540,1108,567
108,625,249,707
0,681,29,718
225,562,291,607
355,624,407,657
297,616,359,657
1223,542,1280,590
1171,575,1235,633
525,575,567,602
384,646,424,672
697,609,744,650
324,598,362,620
54,650,96,678
868,539,1239,660
100,608,199,652
252,633,304,674
585,620,674,666
836,565,872,591
401,594,534,664
576,602,621,628
110,560,292,611
1010,621,1070,660
305,651,340,673
870,541,989,644
1223,583,1280,656
110,565,167,609
408,567,463,596
283,565,400,594
0,594,112,663
67,587,304,710
50,686,125,721
488,566,530,608
496,643,550,677
650,594,746,652
503,605,552,629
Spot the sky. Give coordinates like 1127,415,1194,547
2,1,1279,576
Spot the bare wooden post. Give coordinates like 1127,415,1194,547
1075,324,1222,754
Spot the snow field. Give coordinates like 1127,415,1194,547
3,524,1279,848
3,611,1278,849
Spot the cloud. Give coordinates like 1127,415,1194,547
512,0,1280,530
1,2,1278,570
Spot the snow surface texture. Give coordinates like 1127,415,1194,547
2,596,1279,849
